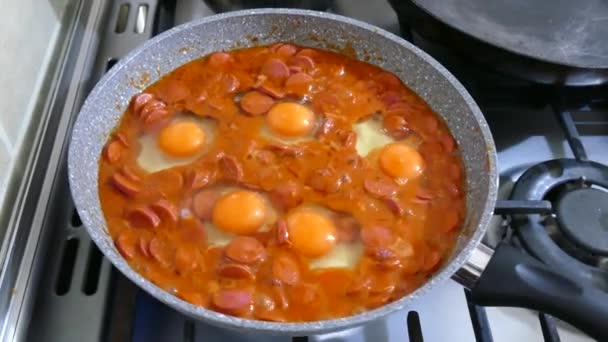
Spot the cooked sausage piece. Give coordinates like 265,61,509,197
110,173,140,197
212,289,253,315
150,199,178,225
126,206,161,229
272,255,300,285
103,140,122,164
224,236,266,264
240,91,275,116
218,154,243,182
363,176,397,198
192,189,222,221
269,181,303,212
260,58,290,83
217,263,255,280
360,225,395,248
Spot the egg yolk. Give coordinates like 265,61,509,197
266,102,315,137
212,190,267,234
287,208,337,258
379,143,424,181
158,121,205,157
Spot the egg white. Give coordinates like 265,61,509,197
137,115,216,173
353,118,394,157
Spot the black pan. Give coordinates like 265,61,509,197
390,0,608,86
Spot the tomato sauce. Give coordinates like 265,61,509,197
98,43,465,322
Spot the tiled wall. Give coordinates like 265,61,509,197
0,0,69,208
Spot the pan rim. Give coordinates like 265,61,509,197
68,8,498,334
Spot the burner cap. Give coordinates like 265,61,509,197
555,187,608,256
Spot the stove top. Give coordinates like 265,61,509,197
3,0,606,341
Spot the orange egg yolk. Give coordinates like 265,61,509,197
378,143,424,181
212,190,267,234
266,102,315,137
158,121,205,157
287,208,337,258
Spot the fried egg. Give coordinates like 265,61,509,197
260,102,318,145
286,205,363,269
202,187,277,247
354,118,424,184
137,115,215,172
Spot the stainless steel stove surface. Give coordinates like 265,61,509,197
2,0,605,341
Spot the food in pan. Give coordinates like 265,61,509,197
98,43,465,321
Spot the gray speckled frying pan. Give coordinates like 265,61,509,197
67,9,608,340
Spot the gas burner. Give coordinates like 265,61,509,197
555,187,608,256
510,158,608,289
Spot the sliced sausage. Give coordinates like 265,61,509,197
272,255,300,285
185,165,217,190
218,154,243,182
296,48,316,58
174,247,199,274
224,236,266,264
318,117,335,137
103,140,122,164
360,225,395,248
132,93,154,113
264,143,302,158
208,52,232,67
212,289,252,315
440,133,456,154
148,237,173,269
284,72,313,98
157,81,190,103
422,250,441,271
217,263,255,280
335,216,360,243
139,100,166,119
363,176,397,198
240,91,275,116
192,189,222,221
150,199,178,225
119,166,141,182
272,284,289,309
336,129,357,148
179,216,207,244
116,233,136,260
268,43,285,53
126,206,161,229
375,72,402,89
260,58,290,83
379,91,402,107
275,219,291,246
269,181,303,212
367,247,398,261
308,168,342,193
222,74,239,93
147,169,184,197
256,82,286,99
383,114,410,139
110,173,140,197
413,189,433,204
276,44,298,57
346,275,372,295
288,55,315,71
384,197,405,216
138,237,151,258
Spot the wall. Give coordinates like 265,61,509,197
0,0,69,208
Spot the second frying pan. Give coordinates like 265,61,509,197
390,0,608,86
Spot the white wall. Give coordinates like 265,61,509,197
0,0,69,207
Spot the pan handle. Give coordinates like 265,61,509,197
458,242,608,341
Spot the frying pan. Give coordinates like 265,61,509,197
389,0,608,86
67,9,608,340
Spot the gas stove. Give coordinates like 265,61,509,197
1,1,605,341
